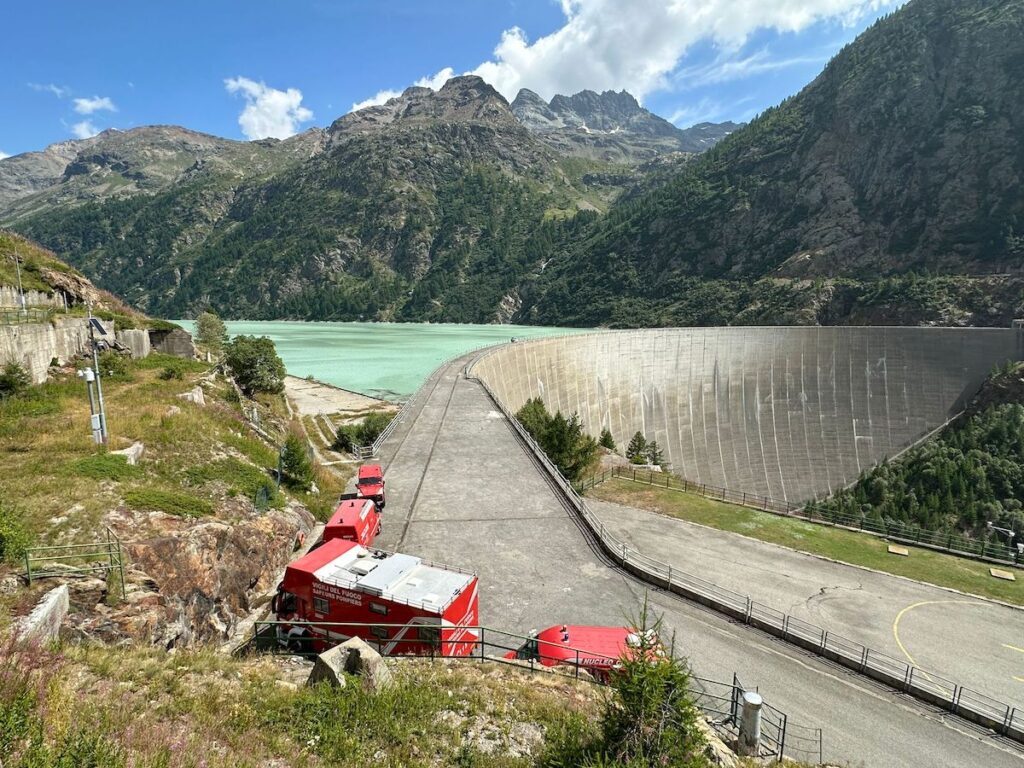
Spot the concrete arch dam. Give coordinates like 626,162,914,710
470,327,1024,503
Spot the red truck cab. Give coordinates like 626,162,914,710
356,463,386,507
504,625,655,682
324,498,381,547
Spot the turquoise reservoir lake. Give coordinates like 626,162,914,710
179,321,582,400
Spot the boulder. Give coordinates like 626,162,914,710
306,643,349,688
112,440,145,466
307,636,394,692
341,636,394,691
177,386,205,406
16,585,70,644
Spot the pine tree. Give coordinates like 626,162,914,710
646,440,665,466
626,432,648,464
599,428,616,451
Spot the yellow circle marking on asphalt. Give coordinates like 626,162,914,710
892,600,980,691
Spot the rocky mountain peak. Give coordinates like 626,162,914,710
510,88,567,132
333,75,518,136
509,86,740,161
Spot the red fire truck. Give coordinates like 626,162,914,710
504,624,655,682
323,497,381,547
272,538,479,656
356,463,386,507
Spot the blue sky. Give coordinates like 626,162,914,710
0,0,904,157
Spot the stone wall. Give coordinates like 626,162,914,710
471,327,1024,503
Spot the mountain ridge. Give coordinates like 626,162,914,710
510,87,739,160
1,0,1020,328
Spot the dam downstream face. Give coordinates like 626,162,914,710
471,327,1024,502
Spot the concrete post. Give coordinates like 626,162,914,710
738,691,763,757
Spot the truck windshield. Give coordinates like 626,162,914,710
358,477,382,485
276,590,297,614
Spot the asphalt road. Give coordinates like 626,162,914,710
587,497,1024,707
373,355,1024,768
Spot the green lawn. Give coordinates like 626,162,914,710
587,478,1024,606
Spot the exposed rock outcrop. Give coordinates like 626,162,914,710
69,502,315,647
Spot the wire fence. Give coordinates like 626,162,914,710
244,620,812,760
577,467,1024,568
463,354,1024,747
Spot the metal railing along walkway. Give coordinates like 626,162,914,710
463,354,1024,747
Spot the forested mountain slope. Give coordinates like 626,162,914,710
523,0,1024,327
4,78,630,322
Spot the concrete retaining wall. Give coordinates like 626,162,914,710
116,329,151,359
149,327,195,358
0,286,64,309
0,318,113,383
472,327,1024,502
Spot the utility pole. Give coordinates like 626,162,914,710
77,366,103,444
86,304,109,444
13,245,26,315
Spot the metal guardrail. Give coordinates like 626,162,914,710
0,308,53,325
245,619,809,760
463,355,1024,748
578,467,1024,568
24,527,127,599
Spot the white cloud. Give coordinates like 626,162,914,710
71,120,100,139
350,67,455,112
674,49,829,89
224,77,314,140
73,95,117,114
0,151,9,160
28,82,71,98
353,0,902,106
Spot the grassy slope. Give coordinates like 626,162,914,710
588,478,1024,605
1,641,606,768
0,354,348,575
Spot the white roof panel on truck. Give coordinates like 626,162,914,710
311,543,474,611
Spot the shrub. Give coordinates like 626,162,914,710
599,428,616,451
542,600,710,768
70,453,140,481
96,350,131,381
0,362,31,400
224,335,285,396
157,364,184,381
280,433,315,491
123,488,213,517
333,411,394,453
599,601,707,767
